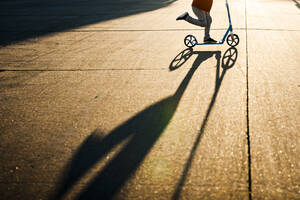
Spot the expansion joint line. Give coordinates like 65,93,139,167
245,0,252,199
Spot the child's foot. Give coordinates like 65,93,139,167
204,38,217,43
176,12,188,21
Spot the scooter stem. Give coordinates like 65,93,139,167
226,0,232,26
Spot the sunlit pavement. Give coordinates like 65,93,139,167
0,0,299,199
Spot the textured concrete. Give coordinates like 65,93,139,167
0,0,299,200
247,0,300,199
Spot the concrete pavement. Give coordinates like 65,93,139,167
0,0,299,199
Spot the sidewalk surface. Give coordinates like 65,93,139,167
0,0,299,199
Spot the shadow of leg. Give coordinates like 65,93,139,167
172,47,238,200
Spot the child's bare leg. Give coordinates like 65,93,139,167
204,12,212,40
185,7,208,27
176,7,216,43
185,7,213,41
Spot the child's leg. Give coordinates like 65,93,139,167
177,7,215,42
185,7,208,27
204,12,212,40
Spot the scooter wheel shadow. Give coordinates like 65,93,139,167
222,47,238,70
169,48,193,71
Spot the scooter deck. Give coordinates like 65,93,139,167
196,42,224,45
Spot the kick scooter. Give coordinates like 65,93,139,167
184,0,239,48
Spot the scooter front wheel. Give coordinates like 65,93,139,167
226,34,239,47
184,35,197,47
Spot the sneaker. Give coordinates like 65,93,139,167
204,38,217,43
176,12,188,21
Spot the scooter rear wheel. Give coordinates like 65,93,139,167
184,35,197,47
226,34,239,47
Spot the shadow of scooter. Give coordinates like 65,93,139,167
52,48,224,200
170,46,238,200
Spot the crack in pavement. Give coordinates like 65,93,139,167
245,0,252,199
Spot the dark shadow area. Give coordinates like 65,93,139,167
172,47,238,200
0,0,176,46
52,49,221,200
292,0,300,8
0,71,43,90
